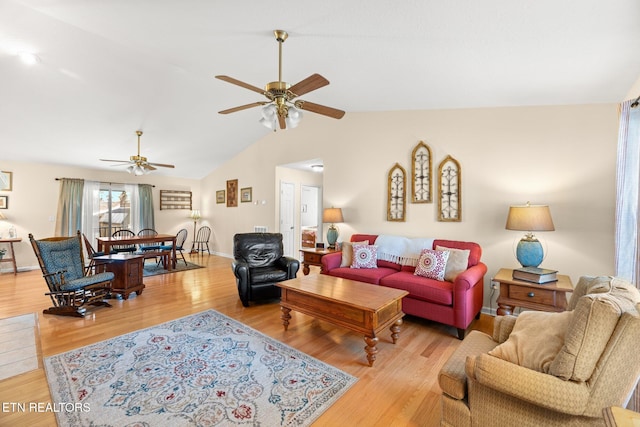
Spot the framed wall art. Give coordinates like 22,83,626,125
437,155,461,222
387,163,406,222
411,141,432,203
226,179,238,207
159,190,192,210
0,171,12,191
241,187,252,203
0,196,7,209
216,190,225,204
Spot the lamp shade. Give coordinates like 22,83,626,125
322,208,344,224
505,204,554,232
190,210,201,221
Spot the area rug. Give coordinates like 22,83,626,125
142,261,203,277
44,309,357,426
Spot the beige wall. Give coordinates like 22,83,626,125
0,103,619,312
0,160,201,270
201,104,619,310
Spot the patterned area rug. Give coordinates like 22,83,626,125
44,309,357,426
142,261,203,277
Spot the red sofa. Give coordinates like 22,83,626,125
321,234,487,339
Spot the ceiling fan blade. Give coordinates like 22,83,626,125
215,75,266,95
295,100,345,119
288,74,329,99
278,114,286,130
143,164,157,171
100,159,131,164
147,162,175,169
219,102,267,115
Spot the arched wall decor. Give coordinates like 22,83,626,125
437,155,461,222
411,141,432,203
387,163,406,222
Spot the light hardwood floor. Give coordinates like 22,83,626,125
0,254,492,426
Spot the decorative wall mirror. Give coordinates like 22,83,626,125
411,141,432,203
387,163,406,222
437,155,461,222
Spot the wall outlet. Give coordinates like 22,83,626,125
491,282,498,290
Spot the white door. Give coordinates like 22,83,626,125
279,181,295,256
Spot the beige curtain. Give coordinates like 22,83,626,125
55,178,84,237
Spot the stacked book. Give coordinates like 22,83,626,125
512,267,558,284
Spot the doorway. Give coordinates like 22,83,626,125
279,181,295,256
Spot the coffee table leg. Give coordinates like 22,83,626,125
280,306,291,331
390,319,402,344
364,335,379,367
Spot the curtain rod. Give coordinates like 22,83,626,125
55,178,155,187
631,95,640,108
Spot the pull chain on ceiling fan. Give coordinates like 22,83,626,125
216,30,345,131
100,131,175,175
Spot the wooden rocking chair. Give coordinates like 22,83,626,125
29,231,114,317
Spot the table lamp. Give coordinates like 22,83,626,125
505,202,555,267
322,207,344,249
189,209,201,253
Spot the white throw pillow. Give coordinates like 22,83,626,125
435,245,470,282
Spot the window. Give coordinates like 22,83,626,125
96,184,132,237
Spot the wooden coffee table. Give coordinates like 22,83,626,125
277,274,408,366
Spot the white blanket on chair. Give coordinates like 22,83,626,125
375,235,435,267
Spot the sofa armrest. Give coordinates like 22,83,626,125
453,262,487,292
468,353,590,415
321,251,343,273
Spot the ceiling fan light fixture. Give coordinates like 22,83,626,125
285,105,303,129
259,104,278,130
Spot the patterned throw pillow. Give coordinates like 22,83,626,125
340,240,369,267
350,244,378,269
414,249,450,280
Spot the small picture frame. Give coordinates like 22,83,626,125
0,171,12,191
0,196,7,209
241,187,252,203
216,190,225,204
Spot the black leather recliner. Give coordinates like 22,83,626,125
232,233,300,307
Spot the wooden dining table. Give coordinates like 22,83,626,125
96,234,177,269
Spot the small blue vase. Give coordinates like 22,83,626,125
516,239,544,267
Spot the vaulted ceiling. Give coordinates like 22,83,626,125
2,0,639,179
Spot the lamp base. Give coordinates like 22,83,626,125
516,239,544,268
327,226,339,249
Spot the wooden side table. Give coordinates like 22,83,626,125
94,254,145,300
493,268,573,315
0,237,22,275
299,248,338,275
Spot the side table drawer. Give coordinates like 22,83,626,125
509,285,556,306
304,252,323,264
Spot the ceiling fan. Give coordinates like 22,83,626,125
100,130,175,175
216,30,345,130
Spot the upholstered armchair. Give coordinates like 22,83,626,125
439,276,640,427
232,233,300,307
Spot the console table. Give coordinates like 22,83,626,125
493,268,573,315
0,237,21,275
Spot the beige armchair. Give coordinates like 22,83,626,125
439,276,640,427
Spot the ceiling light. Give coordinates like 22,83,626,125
310,164,323,172
17,51,40,66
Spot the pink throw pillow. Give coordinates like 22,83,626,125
414,249,449,280
351,244,378,269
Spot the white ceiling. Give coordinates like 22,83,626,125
2,0,639,179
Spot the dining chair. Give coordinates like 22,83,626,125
159,228,188,267
191,226,211,254
111,229,137,253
